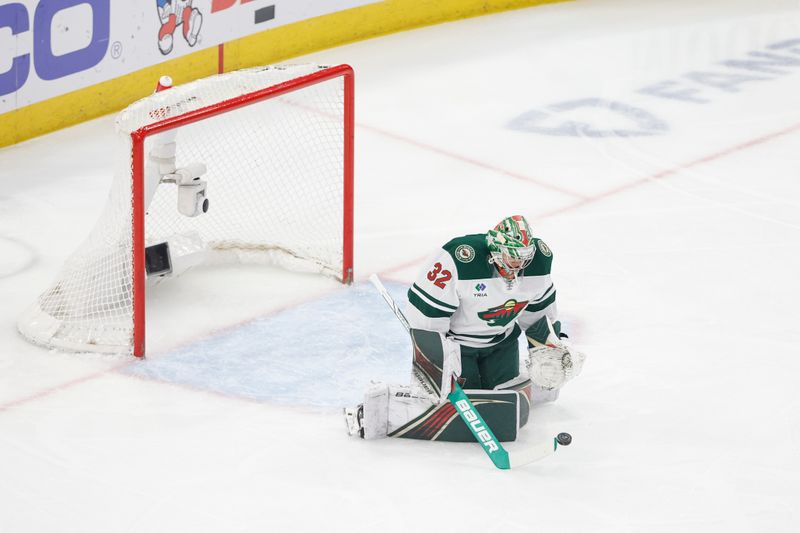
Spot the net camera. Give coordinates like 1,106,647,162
165,162,209,217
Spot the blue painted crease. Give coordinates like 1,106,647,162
122,280,412,408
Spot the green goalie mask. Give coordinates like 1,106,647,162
487,215,536,278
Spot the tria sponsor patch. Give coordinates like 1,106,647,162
473,282,488,297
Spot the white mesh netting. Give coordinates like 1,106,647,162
18,64,350,355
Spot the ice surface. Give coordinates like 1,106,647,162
123,281,413,408
1,0,800,531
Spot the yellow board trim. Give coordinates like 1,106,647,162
0,49,219,147
224,0,569,72
0,0,568,148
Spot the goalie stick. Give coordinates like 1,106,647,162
368,273,571,470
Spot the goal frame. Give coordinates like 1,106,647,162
129,64,354,357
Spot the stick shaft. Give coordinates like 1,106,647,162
369,274,410,333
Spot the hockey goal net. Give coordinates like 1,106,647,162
18,64,354,357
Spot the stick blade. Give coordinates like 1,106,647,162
507,437,558,468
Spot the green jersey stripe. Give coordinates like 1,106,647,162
408,290,455,319
525,291,556,313
529,284,554,304
451,332,498,339
411,283,458,311
450,329,512,346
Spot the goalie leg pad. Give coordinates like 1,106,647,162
494,376,533,428
530,383,560,404
360,383,523,442
391,388,520,442
409,328,461,399
361,382,434,440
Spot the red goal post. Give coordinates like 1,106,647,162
18,64,354,358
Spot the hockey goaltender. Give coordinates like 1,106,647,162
345,215,585,442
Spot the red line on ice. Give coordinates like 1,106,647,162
2,122,798,414
384,121,800,275
537,121,800,220
359,122,590,200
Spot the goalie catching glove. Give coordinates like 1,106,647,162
526,317,585,390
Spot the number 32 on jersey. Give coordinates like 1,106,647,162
427,262,452,289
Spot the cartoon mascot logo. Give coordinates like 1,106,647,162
477,299,529,327
157,0,204,55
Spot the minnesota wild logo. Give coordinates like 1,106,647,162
455,244,475,263
477,299,529,327
537,240,552,257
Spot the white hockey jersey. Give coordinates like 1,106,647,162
405,233,558,349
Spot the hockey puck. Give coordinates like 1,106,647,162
556,432,572,446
